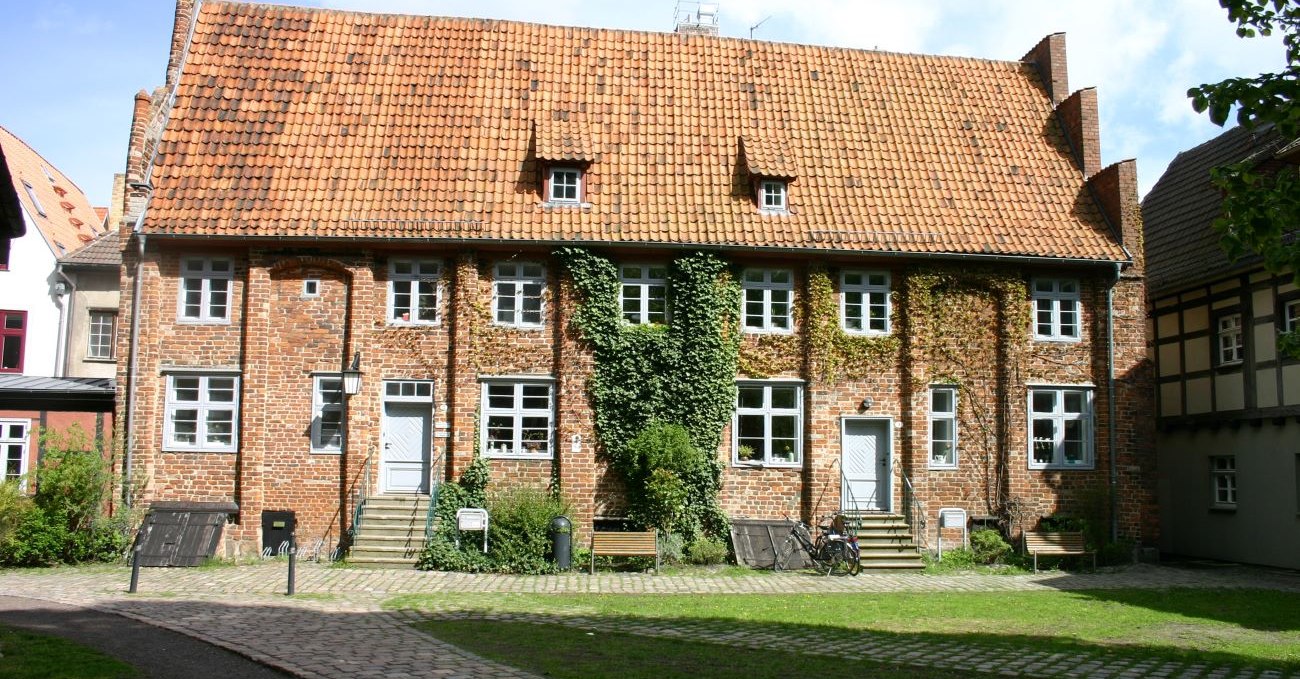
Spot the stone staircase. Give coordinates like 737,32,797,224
841,511,926,570
348,495,430,568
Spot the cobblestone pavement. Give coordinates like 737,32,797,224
0,562,1296,678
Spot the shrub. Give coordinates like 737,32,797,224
33,425,113,532
624,422,711,538
927,547,977,572
0,480,31,544
658,532,686,565
970,528,1012,564
1098,539,1135,567
685,536,729,565
485,487,571,574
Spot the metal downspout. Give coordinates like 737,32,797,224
123,232,146,507
1107,262,1120,543
53,268,75,377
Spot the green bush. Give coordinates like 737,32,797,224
1098,539,1135,566
485,487,571,574
970,528,1011,564
684,536,728,565
659,532,686,565
926,547,978,572
0,480,31,544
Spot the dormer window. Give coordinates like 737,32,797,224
758,180,787,212
547,167,583,204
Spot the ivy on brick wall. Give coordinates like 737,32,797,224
805,266,901,382
557,248,739,542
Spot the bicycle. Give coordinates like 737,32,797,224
774,515,861,576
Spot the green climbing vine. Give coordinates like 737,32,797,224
557,248,740,542
805,266,901,382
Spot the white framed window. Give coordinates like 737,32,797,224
164,374,240,452
929,386,957,468
1,420,30,486
1284,299,1300,333
620,265,669,325
388,259,442,325
1217,313,1244,366
311,375,344,453
177,257,233,323
1211,455,1237,507
742,268,793,333
841,271,890,334
1028,387,1093,469
302,279,320,298
1031,278,1080,341
21,181,45,217
548,167,582,204
87,310,116,360
758,180,787,212
481,380,553,458
493,262,546,328
734,382,802,466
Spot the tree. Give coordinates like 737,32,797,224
1188,1,1300,354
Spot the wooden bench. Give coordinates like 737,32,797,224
1024,530,1095,572
590,530,658,574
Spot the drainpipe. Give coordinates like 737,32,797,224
53,268,75,377
123,231,147,507
1107,262,1120,543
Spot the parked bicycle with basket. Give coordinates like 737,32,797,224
774,514,861,576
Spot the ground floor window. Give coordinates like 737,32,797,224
1028,387,1093,469
164,373,240,452
734,382,802,466
1211,455,1237,508
929,386,957,468
0,420,28,485
311,375,343,452
481,380,552,458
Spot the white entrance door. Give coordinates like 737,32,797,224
381,401,430,493
841,418,891,512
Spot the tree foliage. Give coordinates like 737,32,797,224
1188,0,1300,354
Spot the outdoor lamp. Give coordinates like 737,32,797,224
342,351,363,395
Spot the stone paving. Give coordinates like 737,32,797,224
0,562,1296,678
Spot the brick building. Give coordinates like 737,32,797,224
117,0,1155,562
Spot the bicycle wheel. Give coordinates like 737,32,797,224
817,540,845,576
773,533,798,571
845,544,862,576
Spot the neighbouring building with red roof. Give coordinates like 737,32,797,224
117,0,1155,566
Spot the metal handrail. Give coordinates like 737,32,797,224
424,451,444,540
900,472,929,553
347,449,374,544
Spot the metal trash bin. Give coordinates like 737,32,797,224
549,515,572,571
261,510,295,556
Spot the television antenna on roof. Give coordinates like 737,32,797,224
749,15,772,39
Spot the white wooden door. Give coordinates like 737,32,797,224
381,402,430,493
841,418,891,512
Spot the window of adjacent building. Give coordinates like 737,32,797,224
547,167,582,204
0,420,29,486
164,374,239,452
620,265,669,325
1031,278,1080,341
388,259,442,324
1217,313,1244,366
1211,455,1237,508
87,310,116,360
930,386,958,469
311,375,343,453
841,271,890,334
1285,300,1300,334
742,269,793,333
481,380,552,458
21,181,45,217
177,257,232,322
734,382,802,466
1028,387,1093,469
0,311,25,373
758,180,787,212
493,262,546,328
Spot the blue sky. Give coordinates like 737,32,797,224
0,0,1286,207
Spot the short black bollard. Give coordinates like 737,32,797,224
286,531,296,596
128,543,143,593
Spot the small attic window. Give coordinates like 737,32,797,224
547,166,583,204
40,166,55,183
758,179,787,212
21,182,46,217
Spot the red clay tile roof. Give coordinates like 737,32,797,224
143,1,1127,262
740,136,798,178
0,125,106,258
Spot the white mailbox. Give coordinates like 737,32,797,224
456,508,489,552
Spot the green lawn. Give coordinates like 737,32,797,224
0,625,139,679
393,589,1300,675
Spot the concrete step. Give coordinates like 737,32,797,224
349,544,425,561
347,556,421,569
351,534,426,549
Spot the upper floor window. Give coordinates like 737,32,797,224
178,257,232,323
1028,387,1092,469
734,382,802,466
1217,312,1244,366
388,259,442,325
494,262,545,328
164,373,239,452
620,265,669,325
481,380,553,458
1031,278,1080,341
1,420,29,486
742,268,793,333
311,375,343,453
1211,455,1237,508
0,311,25,373
1284,299,1300,333
929,386,958,469
547,167,583,204
87,310,116,360
841,271,890,334
758,180,787,212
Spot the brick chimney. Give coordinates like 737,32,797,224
166,0,198,87
1057,88,1102,179
120,90,153,238
1088,159,1143,272
1022,33,1069,106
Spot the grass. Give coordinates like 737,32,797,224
393,589,1300,672
0,625,139,678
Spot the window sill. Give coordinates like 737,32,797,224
732,460,800,469
492,323,547,331
386,320,443,328
1031,335,1082,343
483,453,553,461
741,328,795,336
758,208,789,215
310,449,342,456
176,319,233,326
1028,464,1095,471
1209,505,1238,514
929,464,958,471
541,201,591,209
84,357,116,364
162,447,237,454
842,328,891,337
